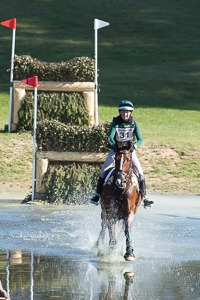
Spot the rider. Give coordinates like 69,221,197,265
90,99,153,207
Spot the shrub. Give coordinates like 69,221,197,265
36,120,110,204
14,55,95,82
43,162,101,204
18,92,90,130
36,119,110,152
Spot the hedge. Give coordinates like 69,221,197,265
37,119,110,152
14,55,95,82
43,162,101,204
36,120,110,204
18,92,90,130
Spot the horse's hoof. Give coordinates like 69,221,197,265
124,253,135,261
124,256,135,261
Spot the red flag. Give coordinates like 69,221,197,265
1,18,16,29
21,76,38,88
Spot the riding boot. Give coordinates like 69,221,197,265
139,179,154,208
90,176,104,205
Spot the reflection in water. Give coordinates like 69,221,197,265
0,250,200,299
0,195,199,299
30,252,34,300
123,272,134,300
0,278,9,299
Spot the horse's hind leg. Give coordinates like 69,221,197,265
124,219,135,261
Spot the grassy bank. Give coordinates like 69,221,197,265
0,0,199,195
0,92,199,195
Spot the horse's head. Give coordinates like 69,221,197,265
114,142,132,190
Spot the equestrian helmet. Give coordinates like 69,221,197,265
118,100,134,111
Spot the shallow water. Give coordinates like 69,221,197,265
0,194,200,299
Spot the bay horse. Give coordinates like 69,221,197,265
96,141,142,261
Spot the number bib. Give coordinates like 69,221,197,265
116,127,134,142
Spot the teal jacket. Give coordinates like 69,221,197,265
108,115,142,148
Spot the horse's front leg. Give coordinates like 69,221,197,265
108,221,117,250
124,216,135,261
96,218,107,248
96,211,107,247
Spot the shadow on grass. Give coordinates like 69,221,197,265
1,0,200,111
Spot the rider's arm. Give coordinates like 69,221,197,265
108,121,116,148
134,121,143,148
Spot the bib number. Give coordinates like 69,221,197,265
116,128,134,141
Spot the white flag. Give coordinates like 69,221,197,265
94,18,110,30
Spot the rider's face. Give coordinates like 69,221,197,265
119,110,132,121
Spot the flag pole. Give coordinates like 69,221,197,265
94,19,98,125
8,27,16,132
21,76,38,201
94,19,110,126
0,18,17,132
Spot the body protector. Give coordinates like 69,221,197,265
108,115,142,149
100,115,144,179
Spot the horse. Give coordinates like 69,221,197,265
96,141,142,261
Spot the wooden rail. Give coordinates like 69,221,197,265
13,81,95,92
37,151,107,162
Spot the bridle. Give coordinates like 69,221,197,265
114,150,133,190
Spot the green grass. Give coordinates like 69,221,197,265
136,108,200,148
0,92,9,129
99,105,200,149
0,0,200,111
0,0,200,194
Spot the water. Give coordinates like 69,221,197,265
0,194,200,299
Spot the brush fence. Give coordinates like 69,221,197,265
12,81,96,130
36,151,107,196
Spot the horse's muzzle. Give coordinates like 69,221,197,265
115,172,126,189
